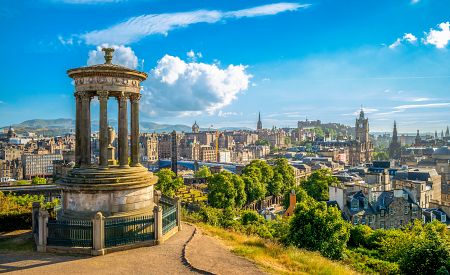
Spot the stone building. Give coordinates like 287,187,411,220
158,133,172,159
0,159,23,181
22,153,63,179
330,187,422,229
349,109,373,165
389,121,401,159
140,133,158,163
393,168,441,208
199,145,216,162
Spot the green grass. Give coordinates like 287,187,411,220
198,223,360,275
0,231,34,252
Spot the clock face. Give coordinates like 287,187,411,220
359,123,363,128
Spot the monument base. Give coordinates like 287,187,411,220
56,165,157,219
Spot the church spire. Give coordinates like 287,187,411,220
257,112,262,130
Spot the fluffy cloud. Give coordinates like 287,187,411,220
411,0,420,4
87,44,138,69
394,102,450,110
423,22,450,49
80,3,308,45
141,55,251,116
389,33,417,49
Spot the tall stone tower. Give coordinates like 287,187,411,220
389,121,401,159
349,108,373,165
58,48,157,219
257,112,262,131
415,130,421,146
171,130,178,174
355,109,369,143
192,121,199,133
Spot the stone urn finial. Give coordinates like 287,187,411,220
102,47,114,64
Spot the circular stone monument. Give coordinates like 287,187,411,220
57,48,157,219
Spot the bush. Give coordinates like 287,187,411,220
348,225,372,248
0,212,32,232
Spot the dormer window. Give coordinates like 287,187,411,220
351,198,359,211
441,214,447,223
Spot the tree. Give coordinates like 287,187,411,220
155,168,183,197
301,168,338,201
242,174,266,203
208,171,237,208
272,158,296,193
287,200,350,260
231,174,247,208
194,166,211,178
255,139,270,146
373,151,389,161
32,177,46,185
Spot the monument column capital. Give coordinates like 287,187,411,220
97,90,109,99
130,93,141,102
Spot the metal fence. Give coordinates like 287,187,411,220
104,215,155,248
47,219,93,247
162,205,177,235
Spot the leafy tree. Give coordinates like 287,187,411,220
373,151,389,161
155,168,183,197
287,199,350,260
272,158,295,193
231,174,247,208
31,177,46,185
194,166,211,178
268,173,283,197
348,225,373,248
255,139,270,146
301,168,338,201
242,174,266,203
207,171,247,208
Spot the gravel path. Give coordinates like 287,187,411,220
0,224,264,275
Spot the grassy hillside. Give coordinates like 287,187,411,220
198,223,359,275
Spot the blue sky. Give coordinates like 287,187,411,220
0,0,449,132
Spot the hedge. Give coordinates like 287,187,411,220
0,212,32,232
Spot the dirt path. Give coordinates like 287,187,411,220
0,224,264,275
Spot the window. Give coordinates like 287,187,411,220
441,214,447,223
404,205,409,215
389,208,394,216
351,199,359,211
361,216,366,225
353,216,359,225
380,210,385,217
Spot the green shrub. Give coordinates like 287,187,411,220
0,212,33,232
348,225,373,248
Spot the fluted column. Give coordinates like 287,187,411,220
130,94,141,167
98,91,109,168
117,92,129,168
74,92,81,167
80,93,92,167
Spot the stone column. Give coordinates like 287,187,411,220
37,209,49,252
80,93,92,167
75,93,82,167
98,91,109,169
130,94,141,167
117,92,129,168
92,212,105,256
154,205,163,244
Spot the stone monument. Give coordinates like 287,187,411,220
57,48,157,219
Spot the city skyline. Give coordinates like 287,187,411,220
0,0,449,132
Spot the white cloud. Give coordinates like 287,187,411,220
389,33,417,49
218,111,239,117
186,50,202,61
141,54,251,116
411,0,420,4
394,102,450,110
58,35,73,45
87,44,138,69
423,22,450,49
80,3,308,45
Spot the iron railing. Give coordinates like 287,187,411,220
104,216,155,248
47,219,93,247
162,205,177,234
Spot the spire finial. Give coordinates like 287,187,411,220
102,47,114,64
